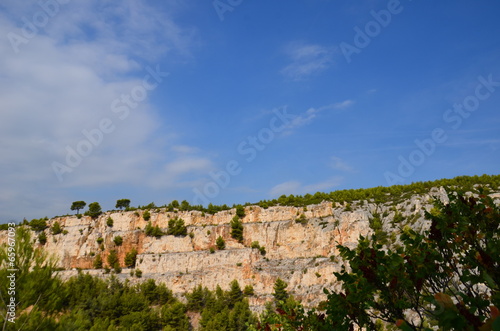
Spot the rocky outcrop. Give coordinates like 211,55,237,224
2,186,496,310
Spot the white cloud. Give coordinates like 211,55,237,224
0,1,200,221
282,100,354,135
330,156,354,172
281,42,335,81
269,177,342,197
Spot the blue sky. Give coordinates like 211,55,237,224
1,0,499,221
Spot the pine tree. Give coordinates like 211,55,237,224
230,216,244,242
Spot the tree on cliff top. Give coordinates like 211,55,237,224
70,200,86,214
85,202,102,218
115,199,130,210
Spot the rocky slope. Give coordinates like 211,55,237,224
2,186,499,311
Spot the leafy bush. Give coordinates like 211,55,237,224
251,241,260,249
295,214,307,224
216,236,225,250
124,249,138,268
113,236,123,246
85,202,102,218
93,254,103,269
30,217,48,231
243,284,254,296
145,222,164,237
323,191,500,330
38,231,47,245
167,218,187,237
230,216,244,242
106,217,114,227
51,221,63,235
235,205,246,218
143,210,151,221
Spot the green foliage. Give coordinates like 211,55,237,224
144,221,164,237
187,283,257,331
167,218,187,236
93,254,103,269
259,246,266,256
70,200,86,214
106,217,114,227
251,298,329,331
0,227,63,328
231,215,244,242
30,217,48,231
51,221,63,235
115,199,130,210
235,204,246,218
135,269,142,278
124,249,138,268
38,231,47,244
97,237,104,244
243,284,255,296
272,278,289,309
251,241,260,249
107,250,120,271
216,236,226,250
323,191,500,330
86,202,102,218
162,302,190,330
143,210,151,221
296,213,308,224
113,236,123,246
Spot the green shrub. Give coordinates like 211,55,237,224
135,269,142,278
243,284,254,296
97,237,104,244
296,214,308,224
30,218,48,231
251,241,260,249
106,217,114,227
143,210,151,221
113,236,123,246
167,218,187,237
230,216,244,242
216,236,225,250
93,254,103,269
145,222,164,237
51,221,63,235
124,249,138,267
38,231,47,245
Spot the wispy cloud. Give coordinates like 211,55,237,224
281,42,335,81
282,100,354,135
330,156,354,172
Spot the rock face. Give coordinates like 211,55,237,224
2,186,494,310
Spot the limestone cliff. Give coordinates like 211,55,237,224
2,187,499,310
